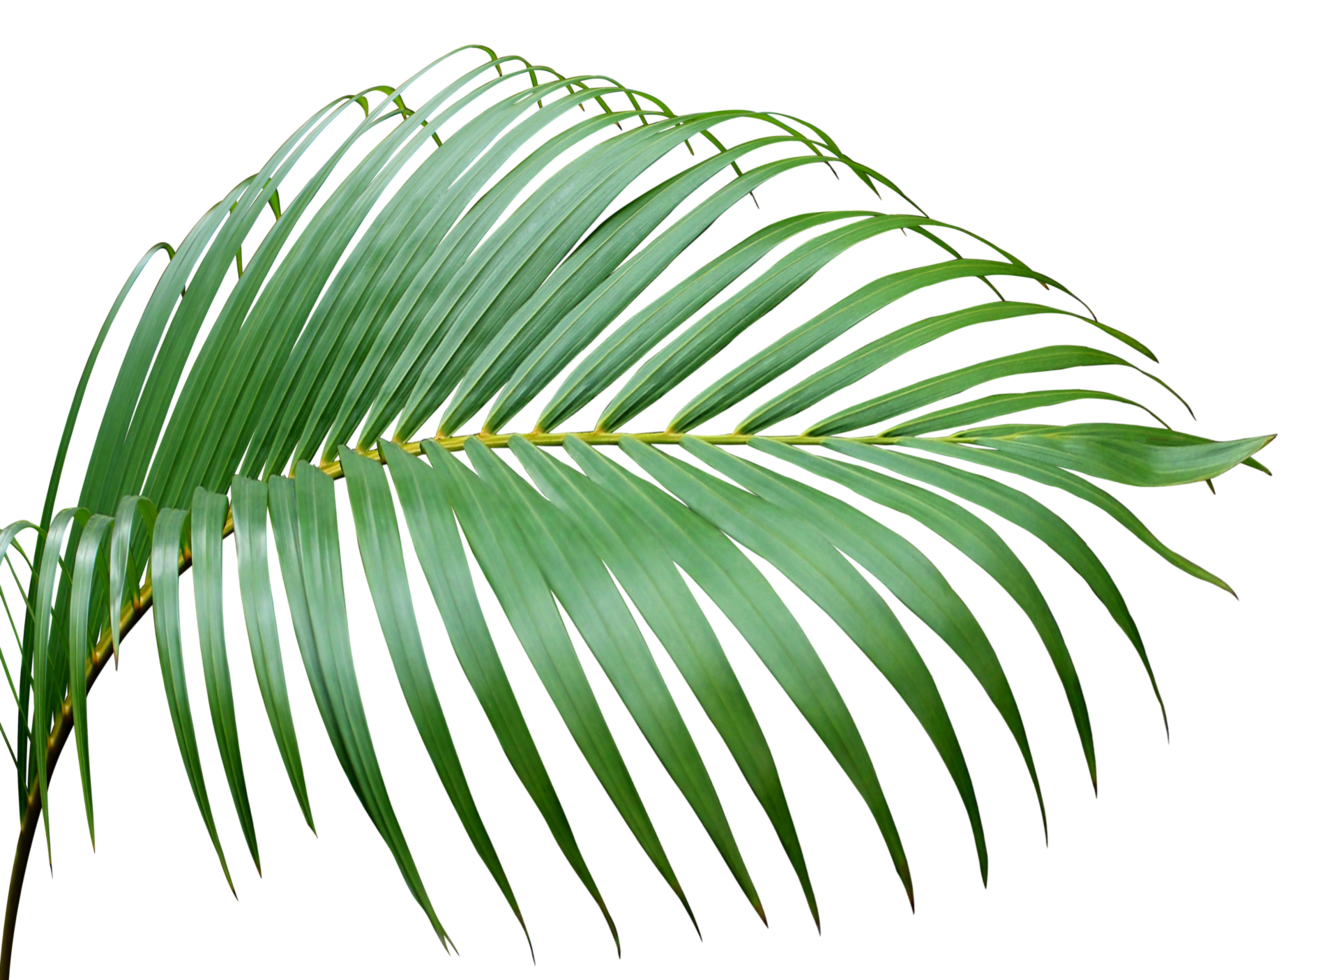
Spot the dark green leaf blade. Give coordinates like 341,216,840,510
380,440,618,951
619,437,988,886
445,135,805,436
538,210,882,434
286,463,449,946
339,447,529,951
564,435,913,907
952,423,1274,487
740,301,1156,435
463,438,763,924
601,215,951,433
30,509,82,862
421,439,693,937
825,439,1166,730
750,437,1096,790
67,513,111,849
487,149,840,436
191,487,260,873
884,389,1167,438
150,507,235,893
231,476,313,829
108,495,156,667
680,437,1046,835
901,437,1235,594
509,435,815,924
677,263,1082,435
809,345,1183,437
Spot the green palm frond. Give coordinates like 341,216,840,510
0,43,1273,973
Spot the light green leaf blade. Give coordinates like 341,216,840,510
335,98,657,459
464,437,764,923
677,261,1080,434
108,496,156,667
31,508,85,867
810,344,1185,437
510,436,814,923
247,71,615,473
565,436,914,905
619,437,988,886
444,134,803,436
825,439,1166,730
191,486,260,873
750,437,1096,790
339,447,529,952
740,301,1156,435
67,514,111,849
150,507,234,894
380,440,618,950
952,423,1274,487
484,149,852,435
230,477,312,829
901,437,1235,594
885,389,1168,438
538,210,882,434
602,214,952,433
681,437,1046,835
286,464,449,945
421,438,693,937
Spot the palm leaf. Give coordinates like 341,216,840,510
0,43,1273,974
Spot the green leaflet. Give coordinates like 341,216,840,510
564,436,914,904
191,487,260,873
278,465,449,946
394,111,829,443
487,153,852,435
420,439,695,935
740,301,1156,435
538,210,882,433
884,389,1168,437
167,57,519,500
29,508,82,862
462,438,764,923
0,523,36,708
680,437,1046,835
108,495,157,666
68,514,111,848
899,437,1234,593
750,438,1096,789
135,89,372,514
602,214,958,433
40,243,173,539
618,437,988,886
379,441,617,951
809,345,1187,436
443,134,807,436
339,447,529,950
950,423,1275,487
149,507,234,893
344,104,658,457
79,188,241,514
230,477,312,828
824,439,1166,729
142,92,358,506
256,77,629,474
381,111,745,446
156,91,407,500
508,436,817,925
676,262,1080,435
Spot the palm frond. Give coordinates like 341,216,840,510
0,42,1272,973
